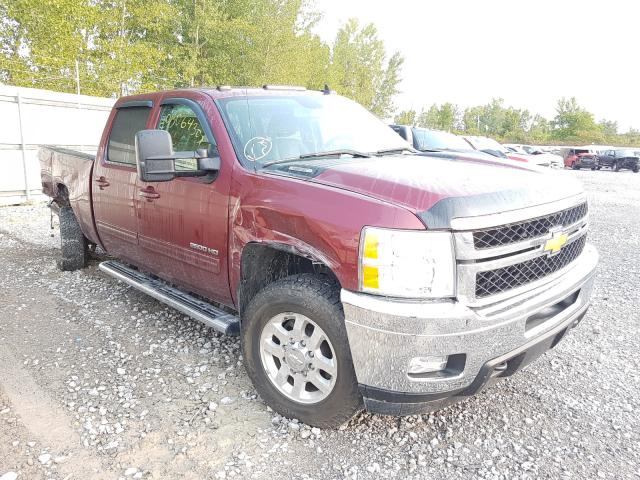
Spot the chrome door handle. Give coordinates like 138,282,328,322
138,188,160,200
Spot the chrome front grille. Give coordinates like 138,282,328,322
475,235,587,298
453,195,590,306
473,202,588,249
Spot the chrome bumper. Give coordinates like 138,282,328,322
342,243,598,400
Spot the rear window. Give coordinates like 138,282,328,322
107,107,150,165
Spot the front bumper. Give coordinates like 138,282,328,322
342,243,598,415
578,160,597,168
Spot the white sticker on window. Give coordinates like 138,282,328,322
244,136,272,162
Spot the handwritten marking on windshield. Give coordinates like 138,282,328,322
244,137,273,162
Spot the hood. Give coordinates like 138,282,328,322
270,152,584,229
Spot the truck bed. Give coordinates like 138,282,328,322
39,146,100,245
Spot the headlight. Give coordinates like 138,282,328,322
358,227,456,298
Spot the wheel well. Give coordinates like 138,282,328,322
238,243,339,317
54,184,71,207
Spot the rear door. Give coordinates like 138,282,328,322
93,101,153,264
601,150,614,167
135,93,233,304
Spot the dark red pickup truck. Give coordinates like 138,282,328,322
40,86,598,427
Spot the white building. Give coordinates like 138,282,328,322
0,85,115,205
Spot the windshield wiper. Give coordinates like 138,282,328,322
375,147,418,155
262,149,370,167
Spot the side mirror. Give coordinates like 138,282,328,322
135,130,176,182
195,146,221,172
198,156,221,171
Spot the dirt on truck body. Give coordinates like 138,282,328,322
39,85,598,427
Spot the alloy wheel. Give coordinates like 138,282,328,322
259,312,337,404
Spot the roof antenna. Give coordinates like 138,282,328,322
322,84,332,95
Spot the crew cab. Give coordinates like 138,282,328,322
40,86,598,427
597,148,639,172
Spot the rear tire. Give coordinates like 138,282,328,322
571,162,578,170
241,274,362,428
57,206,88,271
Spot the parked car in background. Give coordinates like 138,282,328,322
463,136,512,158
504,144,563,168
464,136,549,166
38,85,597,426
504,143,538,155
583,145,614,156
597,148,639,172
562,148,599,170
389,125,474,153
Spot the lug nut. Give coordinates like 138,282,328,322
300,340,305,347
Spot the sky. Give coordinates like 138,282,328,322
315,0,640,131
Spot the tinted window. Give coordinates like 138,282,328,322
412,128,471,151
107,107,150,165
157,104,213,171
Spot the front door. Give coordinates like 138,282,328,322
93,103,153,265
135,94,233,305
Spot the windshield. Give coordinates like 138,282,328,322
216,94,410,168
465,136,508,153
411,128,471,151
505,145,527,154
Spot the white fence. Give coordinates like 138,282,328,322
0,85,115,205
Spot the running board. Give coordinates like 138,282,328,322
98,260,239,336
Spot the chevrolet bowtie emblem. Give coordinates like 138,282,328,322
543,230,568,255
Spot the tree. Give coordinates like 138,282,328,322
498,107,531,142
0,0,181,96
415,103,460,131
0,1,403,112
598,119,618,142
551,97,602,143
462,106,485,135
529,114,551,143
620,128,640,147
396,95,636,145
393,109,416,126
416,105,440,129
327,19,403,118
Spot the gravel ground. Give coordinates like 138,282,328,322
1,169,639,480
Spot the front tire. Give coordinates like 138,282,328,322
57,206,88,271
242,274,362,427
